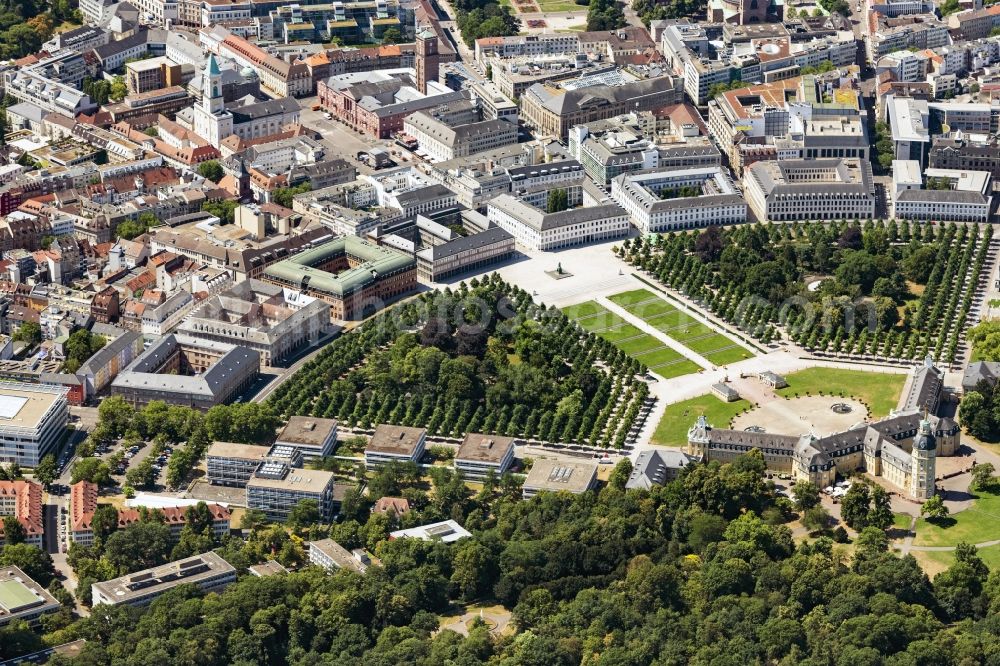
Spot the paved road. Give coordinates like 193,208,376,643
252,329,342,404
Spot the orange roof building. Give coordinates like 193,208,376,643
0,481,44,546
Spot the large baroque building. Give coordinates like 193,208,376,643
177,280,330,365
687,358,953,500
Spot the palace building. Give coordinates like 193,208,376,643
687,358,955,500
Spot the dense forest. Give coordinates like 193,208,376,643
268,276,650,449
620,220,990,363
6,449,1000,664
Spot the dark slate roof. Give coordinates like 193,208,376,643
230,96,300,124
78,330,142,376
625,449,694,490
896,189,989,204
92,28,151,60
963,360,1000,391
903,357,944,413
419,226,513,261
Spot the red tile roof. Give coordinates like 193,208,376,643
0,480,44,542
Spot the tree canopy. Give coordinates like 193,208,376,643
15,448,1000,665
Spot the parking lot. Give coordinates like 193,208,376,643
298,100,419,174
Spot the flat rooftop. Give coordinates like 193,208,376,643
248,560,289,577
206,441,269,460
0,384,65,431
456,433,515,464
246,468,334,494
91,552,235,605
389,520,471,543
0,566,60,622
277,416,338,448
523,459,598,494
366,424,426,457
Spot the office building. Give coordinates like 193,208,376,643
929,135,1000,179
625,450,695,490
389,519,472,543
893,164,994,223
246,463,337,522
76,330,144,396
69,480,231,546
206,441,269,486
364,424,427,469
274,416,338,460
111,335,260,410
262,237,417,321
520,76,684,140
415,226,515,283
403,108,517,163
178,280,330,366
0,383,68,467
487,194,629,252
0,481,43,547
454,433,516,481
611,167,747,234
886,95,931,163
318,69,469,139
91,552,237,608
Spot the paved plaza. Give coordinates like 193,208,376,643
731,396,869,438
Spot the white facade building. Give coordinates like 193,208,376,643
0,384,68,467
611,167,748,234
487,195,629,251
743,158,876,222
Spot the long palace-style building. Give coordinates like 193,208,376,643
687,358,957,500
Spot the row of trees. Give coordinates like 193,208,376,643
619,220,990,363
268,276,649,448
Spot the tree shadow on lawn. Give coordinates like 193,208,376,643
887,525,913,540
925,516,957,529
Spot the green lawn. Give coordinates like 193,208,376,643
774,367,906,417
608,289,753,367
562,301,610,320
535,0,585,10
918,543,1000,572
651,393,751,446
913,488,1000,547
563,301,699,379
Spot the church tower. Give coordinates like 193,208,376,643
193,54,233,149
203,54,225,114
910,417,937,500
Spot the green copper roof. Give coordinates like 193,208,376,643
264,236,415,298
207,54,220,76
